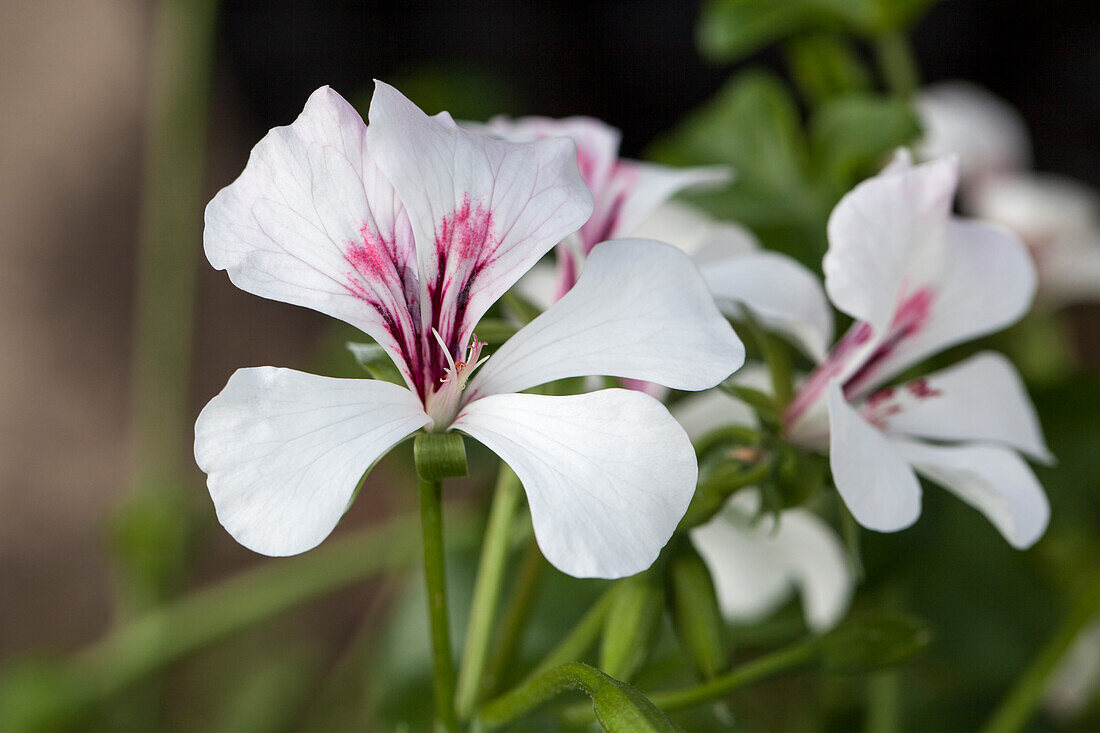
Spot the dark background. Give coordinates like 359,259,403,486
218,0,1099,183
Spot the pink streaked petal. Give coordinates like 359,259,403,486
827,382,922,533
204,86,422,387
864,352,1053,463
365,81,593,369
848,218,1035,395
194,368,429,556
824,155,958,336
467,239,744,399
453,389,697,578
893,438,1049,549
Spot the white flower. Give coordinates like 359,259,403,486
918,81,1100,304
969,173,1100,306
674,384,855,633
916,81,1031,191
783,151,1053,549
195,83,745,579
474,115,729,302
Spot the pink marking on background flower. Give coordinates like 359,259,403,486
906,378,942,399
842,287,935,395
783,321,874,427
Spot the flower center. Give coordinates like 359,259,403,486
424,330,489,430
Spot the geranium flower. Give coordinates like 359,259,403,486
918,81,1100,304
475,115,728,300
195,83,745,579
674,385,854,632
782,152,1053,549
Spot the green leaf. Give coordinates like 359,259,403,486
809,93,921,186
648,71,827,265
785,33,872,105
599,575,666,682
817,610,933,673
667,547,729,678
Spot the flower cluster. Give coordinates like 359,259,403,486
196,82,1052,628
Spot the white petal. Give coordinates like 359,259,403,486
632,202,759,261
691,491,854,632
870,352,1052,463
916,81,1031,186
1040,235,1100,305
824,156,958,336
203,87,422,385
453,390,697,578
856,217,1036,390
968,173,1098,243
827,382,922,532
194,368,429,556
476,115,623,208
701,251,834,361
894,439,1050,549
468,239,745,398
510,259,558,312
365,82,593,358
595,161,730,246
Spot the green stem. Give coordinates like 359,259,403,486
42,511,478,712
527,587,616,681
562,638,819,724
645,639,818,712
481,536,546,697
119,0,220,609
419,476,458,731
867,670,901,733
456,465,523,720
982,576,1100,733
873,32,919,97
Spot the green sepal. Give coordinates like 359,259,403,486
413,432,468,481
667,546,730,679
599,574,666,683
773,442,827,509
817,610,933,673
346,341,405,386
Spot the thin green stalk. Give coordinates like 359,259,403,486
481,535,546,697
867,670,901,733
456,465,523,720
119,0,220,609
562,638,819,724
526,587,616,681
419,476,458,731
982,576,1100,733
18,510,476,720
874,32,919,97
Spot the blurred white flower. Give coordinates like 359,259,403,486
196,83,744,579
783,152,1053,548
474,115,728,300
1044,614,1100,721
918,81,1100,304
